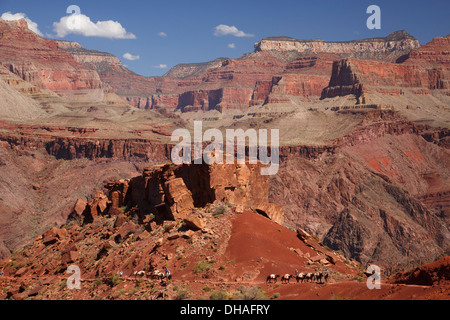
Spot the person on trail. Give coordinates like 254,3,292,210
119,271,123,277
165,268,171,280
295,269,299,276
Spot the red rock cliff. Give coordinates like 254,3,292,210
0,18,102,93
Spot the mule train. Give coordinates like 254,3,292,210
266,270,329,284
132,269,172,281
295,271,329,284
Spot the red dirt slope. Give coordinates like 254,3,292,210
390,256,450,286
225,210,353,282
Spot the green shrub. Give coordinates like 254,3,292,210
330,295,349,300
193,260,213,274
92,276,104,287
209,290,230,300
202,286,212,292
105,273,122,287
214,205,227,215
176,289,190,300
236,286,268,300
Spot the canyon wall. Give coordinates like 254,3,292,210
0,19,103,94
55,29,442,113
56,40,135,75
322,36,449,99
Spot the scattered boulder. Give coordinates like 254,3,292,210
61,250,79,265
115,221,138,243
96,240,115,260
136,230,150,241
11,292,28,300
290,247,304,256
14,267,28,277
97,197,109,214
68,198,87,222
253,203,284,225
297,228,312,241
61,243,79,265
80,191,111,223
114,215,128,228
183,214,206,231
73,199,87,214
181,230,195,239
42,227,59,246
57,228,69,240
167,232,180,240
234,205,244,214
150,237,164,252
9,284,44,300
26,285,44,297
155,238,164,247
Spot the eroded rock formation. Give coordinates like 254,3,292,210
322,35,450,99
71,162,284,226
0,19,102,93
63,30,424,112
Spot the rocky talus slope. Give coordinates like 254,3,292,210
0,161,358,300
0,162,447,300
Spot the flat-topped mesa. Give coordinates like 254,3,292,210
163,57,229,79
254,30,420,61
56,40,135,75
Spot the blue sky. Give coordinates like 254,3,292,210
1,0,449,76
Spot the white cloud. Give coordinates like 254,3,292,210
158,31,167,37
1,11,43,36
153,64,168,69
214,24,254,37
123,53,140,61
52,13,136,39
228,43,236,48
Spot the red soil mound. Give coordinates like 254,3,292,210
225,210,354,282
390,256,450,286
